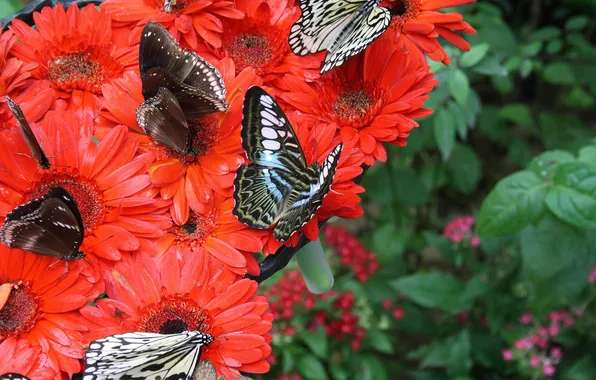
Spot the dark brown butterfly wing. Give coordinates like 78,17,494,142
139,22,228,116
0,187,84,259
136,87,192,154
5,96,50,169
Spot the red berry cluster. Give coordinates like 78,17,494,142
323,225,379,282
383,299,406,320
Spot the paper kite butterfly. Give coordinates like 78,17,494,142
233,86,343,242
289,0,395,73
0,374,30,380
82,331,214,380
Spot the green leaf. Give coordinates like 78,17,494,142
473,56,508,76
371,225,409,264
564,356,596,380
391,272,466,313
500,103,534,128
546,161,596,229
477,171,549,236
520,214,596,311
565,16,590,31
297,355,328,380
393,167,430,206
448,70,470,106
447,144,482,194
527,150,575,178
433,108,456,160
447,330,472,376
578,146,596,164
540,113,592,153
447,101,467,140
364,329,394,354
298,328,328,359
0,0,23,19
297,240,334,294
530,26,561,41
460,43,489,67
543,63,576,85
330,364,348,380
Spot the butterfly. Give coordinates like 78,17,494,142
5,96,50,169
233,87,343,242
288,0,393,74
138,22,229,119
82,331,214,380
0,374,30,380
0,186,85,266
194,360,253,380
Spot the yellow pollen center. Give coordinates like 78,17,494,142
0,282,43,337
46,52,106,94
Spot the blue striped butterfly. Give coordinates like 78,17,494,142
289,0,394,73
233,87,343,242
82,331,214,380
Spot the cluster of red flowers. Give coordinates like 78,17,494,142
312,292,367,351
0,0,475,378
323,225,379,282
443,215,481,247
502,310,580,378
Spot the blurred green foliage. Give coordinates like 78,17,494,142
266,1,596,379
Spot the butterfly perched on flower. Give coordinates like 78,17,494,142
233,86,343,242
83,331,214,380
0,186,85,267
5,96,50,169
289,0,393,73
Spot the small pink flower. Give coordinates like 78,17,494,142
502,349,514,361
519,312,533,324
382,299,393,310
470,235,481,247
543,362,556,377
551,347,563,360
589,267,596,284
529,355,541,368
548,324,560,337
515,338,532,350
452,233,463,243
538,327,549,337
392,307,405,320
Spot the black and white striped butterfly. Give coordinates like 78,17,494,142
139,22,228,119
233,87,343,241
0,374,30,380
193,360,253,380
5,96,50,169
0,186,85,265
82,331,214,380
289,0,395,73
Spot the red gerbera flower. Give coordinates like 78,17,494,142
0,111,171,268
154,194,265,276
0,338,56,379
101,0,244,49
0,31,54,132
379,0,476,64
280,36,437,165
8,4,137,116
99,58,259,226
262,114,366,255
196,0,321,88
79,251,272,379
0,250,101,374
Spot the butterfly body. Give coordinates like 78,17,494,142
0,187,85,263
233,87,343,241
5,96,51,169
83,330,214,380
289,0,391,73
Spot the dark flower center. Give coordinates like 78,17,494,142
171,211,218,247
389,1,407,16
0,282,42,337
333,89,374,119
24,174,105,233
188,114,219,156
47,52,106,94
137,298,213,335
227,33,273,70
380,0,422,27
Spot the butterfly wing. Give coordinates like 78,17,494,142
289,0,371,56
322,5,391,73
5,96,50,169
233,164,299,229
273,143,343,241
241,87,306,172
0,374,30,380
193,360,217,380
0,187,84,259
137,87,192,154
142,67,229,118
139,22,228,115
83,331,211,380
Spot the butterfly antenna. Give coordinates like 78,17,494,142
164,306,185,323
